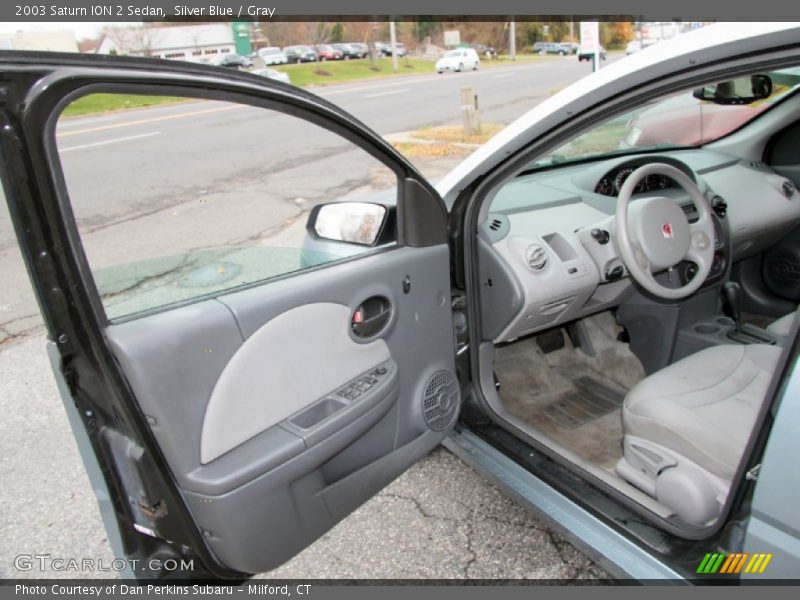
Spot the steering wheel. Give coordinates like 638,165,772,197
614,163,715,300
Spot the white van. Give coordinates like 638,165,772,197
435,47,480,73
258,47,288,66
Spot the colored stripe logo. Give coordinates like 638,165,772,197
696,552,773,574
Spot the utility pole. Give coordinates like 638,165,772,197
509,18,516,61
389,20,398,72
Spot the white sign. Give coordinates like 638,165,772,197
443,30,461,47
579,21,599,47
579,21,601,71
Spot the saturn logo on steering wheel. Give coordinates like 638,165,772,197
661,222,674,239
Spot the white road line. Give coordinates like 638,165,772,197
57,105,241,138
59,131,161,153
318,79,416,97
316,62,558,98
491,72,516,79
58,115,119,129
363,88,409,99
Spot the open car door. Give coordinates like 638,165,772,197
0,52,459,578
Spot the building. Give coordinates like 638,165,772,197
0,30,78,53
95,24,252,62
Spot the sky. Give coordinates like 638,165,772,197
0,22,122,40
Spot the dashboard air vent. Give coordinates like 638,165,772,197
711,195,727,218
526,244,548,271
782,179,796,198
489,218,503,231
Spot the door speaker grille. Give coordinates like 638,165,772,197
422,370,460,431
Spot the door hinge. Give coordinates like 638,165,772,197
137,498,168,520
745,464,761,481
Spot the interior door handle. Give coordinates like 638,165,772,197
352,297,391,338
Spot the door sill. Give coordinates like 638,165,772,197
443,427,684,582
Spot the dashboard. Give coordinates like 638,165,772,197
480,150,800,344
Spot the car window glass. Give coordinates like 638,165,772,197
55,93,398,321
527,67,800,168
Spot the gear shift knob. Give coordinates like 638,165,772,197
721,281,742,329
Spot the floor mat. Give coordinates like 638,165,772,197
541,375,626,429
494,311,645,469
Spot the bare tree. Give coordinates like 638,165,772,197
102,24,164,57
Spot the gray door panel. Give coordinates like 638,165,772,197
105,244,457,573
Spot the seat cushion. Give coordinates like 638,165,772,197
767,312,795,337
622,344,782,480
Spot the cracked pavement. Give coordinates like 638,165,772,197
263,447,608,580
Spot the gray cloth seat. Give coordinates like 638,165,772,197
767,312,795,337
622,344,782,481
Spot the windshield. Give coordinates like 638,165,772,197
531,68,800,168
444,50,460,58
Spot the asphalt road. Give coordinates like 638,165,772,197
0,55,615,580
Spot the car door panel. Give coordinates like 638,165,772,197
100,244,455,574
0,55,458,576
199,301,392,464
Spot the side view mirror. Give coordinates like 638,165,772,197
307,202,391,246
692,74,773,105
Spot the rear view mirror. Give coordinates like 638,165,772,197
692,74,773,105
308,202,389,246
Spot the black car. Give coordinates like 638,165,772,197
375,41,408,57
333,43,365,60
471,43,497,58
209,53,253,69
283,45,318,63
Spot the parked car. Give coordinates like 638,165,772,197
251,68,291,85
558,42,580,55
315,44,343,61
471,43,497,58
435,47,481,73
4,23,800,583
257,46,288,66
619,68,800,148
578,45,607,61
283,45,318,63
626,40,643,55
348,42,370,58
332,43,364,60
375,41,408,57
533,42,569,55
209,53,253,69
